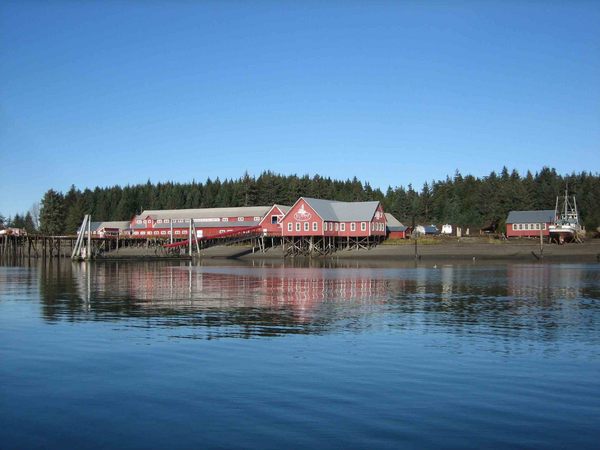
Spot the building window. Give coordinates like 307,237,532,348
133,231,139,235
312,222,318,231
271,215,278,224
288,223,293,232
238,217,244,222
154,231,159,235
254,216,261,222
543,223,547,230
340,223,345,232
351,223,356,232
157,219,162,224
222,218,228,222
161,231,166,235
296,223,301,232
361,222,366,231
175,231,181,235
304,222,309,231
141,231,146,235
512,224,517,231
136,220,142,224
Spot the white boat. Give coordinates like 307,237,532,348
548,188,583,243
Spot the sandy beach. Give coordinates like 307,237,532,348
192,237,600,262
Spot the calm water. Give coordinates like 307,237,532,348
1,259,599,449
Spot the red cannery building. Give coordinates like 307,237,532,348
505,210,555,238
129,206,272,240
118,198,391,256
279,197,387,255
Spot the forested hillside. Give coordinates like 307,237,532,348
26,167,600,234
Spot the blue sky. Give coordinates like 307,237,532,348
1,1,599,217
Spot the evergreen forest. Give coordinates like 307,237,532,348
3,167,599,235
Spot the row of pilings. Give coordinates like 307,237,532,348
0,235,78,259
0,234,170,260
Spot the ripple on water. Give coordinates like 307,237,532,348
1,260,599,449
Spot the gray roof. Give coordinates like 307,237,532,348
273,204,291,214
152,220,259,229
506,210,555,224
302,197,381,222
138,206,272,221
384,213,406,231
87,221,131,232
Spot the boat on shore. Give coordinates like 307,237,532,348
548,188,584,243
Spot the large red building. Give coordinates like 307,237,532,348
274,197,387,255
129,206,272,239
121,197,389,255
280,197,387,238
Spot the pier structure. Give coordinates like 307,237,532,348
2,197,392,260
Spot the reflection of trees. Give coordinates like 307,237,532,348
34,261,600,343
39,260,83,323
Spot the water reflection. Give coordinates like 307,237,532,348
20,259,599,344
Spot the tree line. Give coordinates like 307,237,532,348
7,167,598,235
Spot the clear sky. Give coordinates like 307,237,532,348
1,1,599,217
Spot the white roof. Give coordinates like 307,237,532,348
138,206,272,220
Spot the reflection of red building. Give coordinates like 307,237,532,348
507,264,581,300
86,264,413,324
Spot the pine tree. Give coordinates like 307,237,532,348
40,189,66,235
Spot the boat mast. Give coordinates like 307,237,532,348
564,187,568,220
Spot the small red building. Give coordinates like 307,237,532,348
259,204,291,236
385,213,408,239
506,210,555,238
